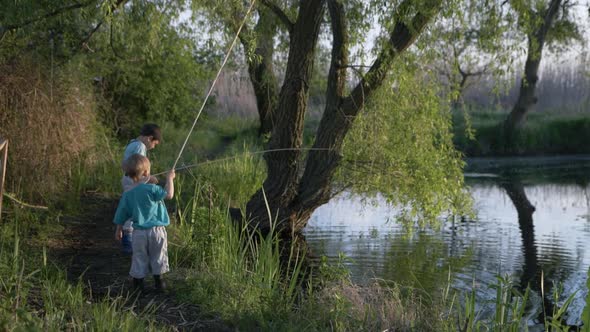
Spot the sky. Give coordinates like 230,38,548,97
177,2,590,88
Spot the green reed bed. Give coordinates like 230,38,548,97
453,110,590,156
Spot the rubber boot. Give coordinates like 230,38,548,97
154,275,166,292
133,278,144,292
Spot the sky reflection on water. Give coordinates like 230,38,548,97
304,156,590,325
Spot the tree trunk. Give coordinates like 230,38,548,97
451,71,469,110
245,0,441,235
502,36,543,146
502,0,562,149
244,8,279,137
245,0,326,234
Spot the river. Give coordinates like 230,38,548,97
304,156,590,326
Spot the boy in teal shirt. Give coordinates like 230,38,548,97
120,124,162,254
114,153,175,291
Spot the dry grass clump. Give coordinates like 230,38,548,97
314,280,437,331
0,58,101,201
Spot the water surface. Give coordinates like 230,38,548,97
304,156,590,325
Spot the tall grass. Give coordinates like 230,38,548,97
0,205,160,331
167,172,445,331
0,58,116,202
449,274,578,332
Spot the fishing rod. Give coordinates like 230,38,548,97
170,0,257,171
151,147,333,177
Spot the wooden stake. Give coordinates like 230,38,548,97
0,139,8,222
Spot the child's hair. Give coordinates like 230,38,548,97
124,154,150,181
140,123,162,142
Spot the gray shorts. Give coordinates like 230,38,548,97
130,227,169,278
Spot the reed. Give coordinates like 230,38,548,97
453,109,590,156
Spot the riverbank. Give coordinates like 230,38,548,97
0,119,436,331
453,110,590,156
1,117,586,331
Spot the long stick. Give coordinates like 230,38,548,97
3,192,48,211
171,0,257,170
0,139,7,221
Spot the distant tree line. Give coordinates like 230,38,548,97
462,56,590,114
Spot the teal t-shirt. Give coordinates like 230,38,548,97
113,184,170,229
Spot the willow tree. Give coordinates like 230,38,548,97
193,1,297,136
502,0,582,148
427,0,519,109
207,0,471,234
0,0,129,59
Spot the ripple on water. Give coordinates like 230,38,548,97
304,159,590,326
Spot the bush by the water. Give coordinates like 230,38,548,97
0,58,111,201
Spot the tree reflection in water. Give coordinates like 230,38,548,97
502,176,570,325
380,232,473,300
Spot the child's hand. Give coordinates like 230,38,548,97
148,176,159,184
115,228,123,241
166,170,176,181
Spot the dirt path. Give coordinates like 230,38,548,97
51,194,230,331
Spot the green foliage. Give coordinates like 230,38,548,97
340,58,471,224
0,0,217,204
510,0,582,50
1,0,215,137
546,18,584,50
88,1,213,132
0,0,101,61
422,0,521,102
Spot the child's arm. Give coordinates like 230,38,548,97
165,170,175,199
113,197,130,241
115,225,123,241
